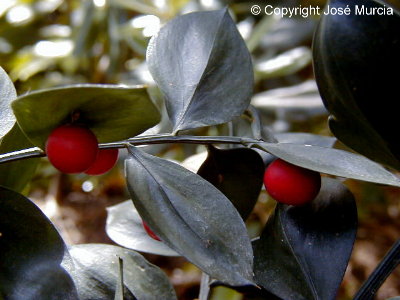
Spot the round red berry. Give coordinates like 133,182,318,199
263,158,321,206
45,125,99,174
142,220,161,241
85,148,119,175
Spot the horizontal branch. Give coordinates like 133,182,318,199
0,135,262,164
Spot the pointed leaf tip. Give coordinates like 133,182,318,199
125,146,254,286
147,9,253,133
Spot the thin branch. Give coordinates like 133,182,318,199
0,135,262,164
0,147,45,163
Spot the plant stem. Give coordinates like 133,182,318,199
0,135,261,164
0,147,45,163
354,239,400,300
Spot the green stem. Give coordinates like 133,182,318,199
0,135,261,164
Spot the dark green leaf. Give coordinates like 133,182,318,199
12,85,161,149
253,178,357,300
313,0,400,169
0,186,78,300
0,123,39,192
106,200,179,256
254,142,400,187
197,145,264,220
147,9,253,133
125,146,254,286
64,244,177,300
275,132,336,148
0,66,16,138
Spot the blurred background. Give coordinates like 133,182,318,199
1,0,399,299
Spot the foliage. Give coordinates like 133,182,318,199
1,0,399,299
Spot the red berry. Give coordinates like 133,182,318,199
45,125,99,174
85,148,119,175
263,159,321,206
142,220,161,241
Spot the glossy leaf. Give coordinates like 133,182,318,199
253,142,400,187
275,132,336,148
12,85,161,149
106,200,179,256
254,178,357,300
197,145,264,220
0,123,39,192
125,146,254,286
147,9,253,133
0,66,16,138
0,187,78,299
313,0,400,169
65,244,177,300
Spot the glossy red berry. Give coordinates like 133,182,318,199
85,148,119,175
263,159,321,206
45,125,99,174
142,220,161,241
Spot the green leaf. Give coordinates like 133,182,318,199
147,9,253,133
0,123,39,192
64,244,177,300
197,145,264,220
0,186,78,299
253,178,357,300
125,146,254,286
253,142,400,187
12,84,161,149
313,0,400,169
275,132,336,148
106,200,179,256
0,66,16,139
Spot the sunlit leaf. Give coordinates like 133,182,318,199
0,66,16,138
12,85,161,149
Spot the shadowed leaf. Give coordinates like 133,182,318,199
125,146,254,286
64,244,177,300
106,200,179,256
253,178,357,300
197,145,264,220
0,187,78,300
